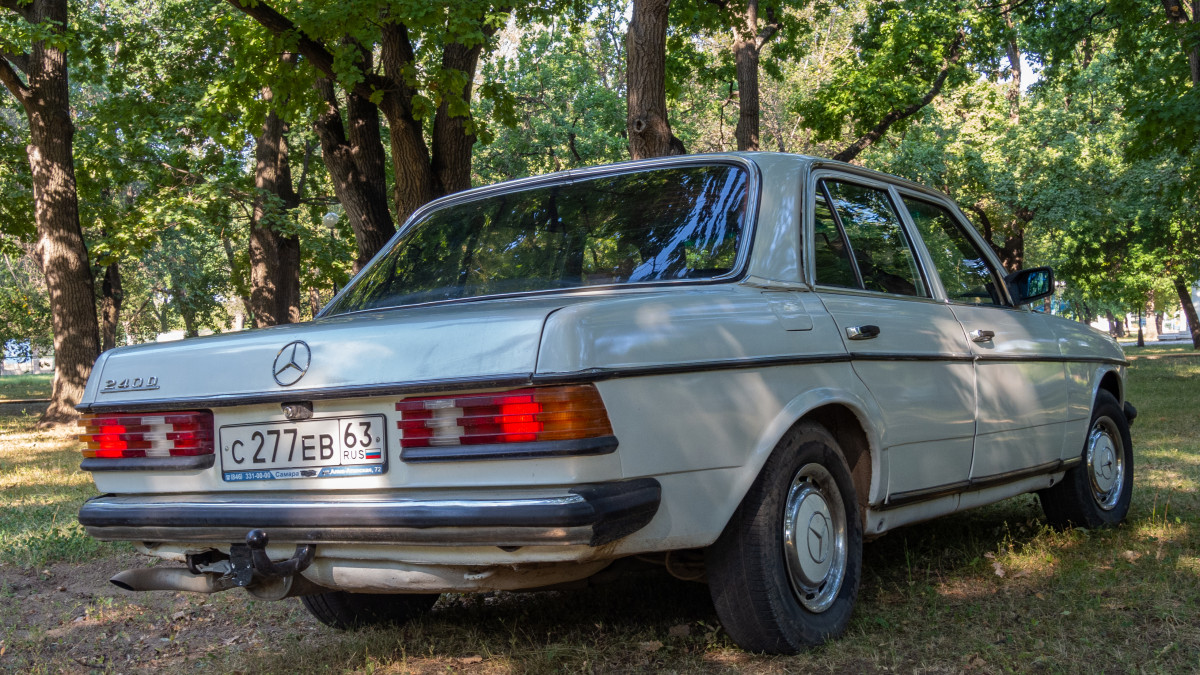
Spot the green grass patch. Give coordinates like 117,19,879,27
0,409,117,568
0,373,52,400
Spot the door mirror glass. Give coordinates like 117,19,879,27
1006,267,1054,305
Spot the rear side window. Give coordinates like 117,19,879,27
324,164,750,314
902,197,1005,306
813,179,929,298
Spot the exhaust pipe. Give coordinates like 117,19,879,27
111,567,237,594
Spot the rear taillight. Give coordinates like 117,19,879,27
396,385,614,449
78,411,215,458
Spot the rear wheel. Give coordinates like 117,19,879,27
300,591,439,629
1039,390,1133,529
706,422,862,654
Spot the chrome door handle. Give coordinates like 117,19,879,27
970,329,995,343
846,325,880,340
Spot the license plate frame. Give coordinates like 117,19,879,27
218,414,388,482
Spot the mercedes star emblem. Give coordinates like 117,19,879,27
272,340,311,386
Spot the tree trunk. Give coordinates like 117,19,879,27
227,0,497,225
1106,311,1123,337
732,0,780,152
248,82,301,328
626,0,686,159
313,77,396,273
0,0,101,423
1174,276,1200,349
1003,9,1021,123
100,261,122,351
733,35,760,151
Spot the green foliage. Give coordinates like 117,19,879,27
472,12,628,183
797,0,1007,145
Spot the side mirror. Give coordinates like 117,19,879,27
1006,266,1054,305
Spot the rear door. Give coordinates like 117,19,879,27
807,172,976,503
897,192,1069,481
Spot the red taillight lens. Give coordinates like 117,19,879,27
78,411,214,459
396,385,614,448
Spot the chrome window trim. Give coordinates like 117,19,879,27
890,186,1015,308
317,156,763,319
805,168,936,300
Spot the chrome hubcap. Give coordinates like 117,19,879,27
782,463,847,612
1087,416,1125,511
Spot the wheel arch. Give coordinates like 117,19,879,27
1094,366,1124,405
721,387,884,536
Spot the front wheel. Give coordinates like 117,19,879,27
706,422,862,654
300,591,439,629
1039,389,1133,529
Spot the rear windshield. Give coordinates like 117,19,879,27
323,163,751,315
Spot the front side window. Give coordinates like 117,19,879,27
324,164,750,315
902,197,1005,306
815,179,928,298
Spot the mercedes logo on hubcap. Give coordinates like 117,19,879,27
807,511,830,564
272,340,311,386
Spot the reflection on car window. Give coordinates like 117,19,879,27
812,188,858,288
820,180,928,298
902,197,1004,306
325,165,749,314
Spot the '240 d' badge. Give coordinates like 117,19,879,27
272,341,311,386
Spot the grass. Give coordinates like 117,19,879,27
0,407,119,568
0,356,1197,672
0,373,52,400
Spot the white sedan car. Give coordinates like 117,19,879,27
76,153,1135,653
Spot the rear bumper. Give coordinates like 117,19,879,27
78,478,661,548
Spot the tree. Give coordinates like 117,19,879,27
627,0,687,158
796,0,1007,164
226,0,526,228
1,0,100,422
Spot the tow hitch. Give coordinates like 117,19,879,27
111,529,324,600
228,529,315,587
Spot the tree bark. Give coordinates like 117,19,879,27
1003,8,1021,123
1161,0,1200,85
100,261,122,351
248,81,301,328
626,0,686,159
313,77,396,273
732,0,780,152
1174,276,1200,349
834,30,965,164
0,0,100,424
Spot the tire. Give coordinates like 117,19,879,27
706,422,863,654
1039,389,1133,529
300,591,439,629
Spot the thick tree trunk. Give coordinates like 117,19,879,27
227,0,496,225
0,0,100,423
733,37,760,151
248,81,301,328
626,0,686,159
313,78,396,273
732,0,779,152
1174,276,1200,349
432,41,487,194
100,261,122,351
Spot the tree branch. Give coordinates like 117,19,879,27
224,0,394,106
833,30,966,163
0,54,31,105
0,48,28,74
0,0,33,21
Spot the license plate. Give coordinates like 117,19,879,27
218,415,388,482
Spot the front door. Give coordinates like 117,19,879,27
898,194,1068,481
